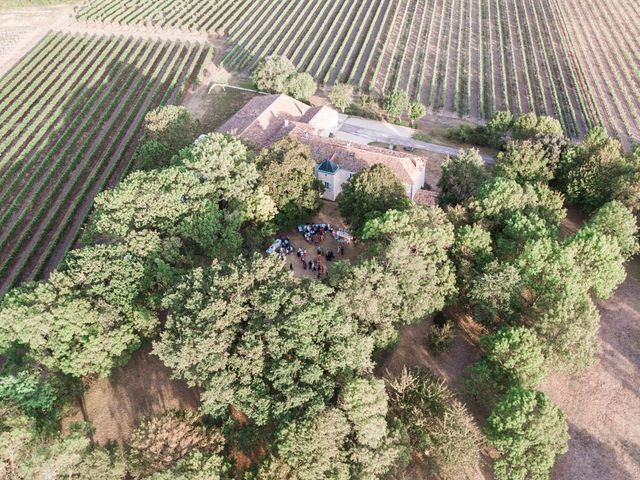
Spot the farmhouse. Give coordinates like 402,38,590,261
218,94,427,202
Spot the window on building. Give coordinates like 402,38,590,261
324,181,332,191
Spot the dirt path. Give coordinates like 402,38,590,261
543,263,640,480
62,344,199,445
0,5,74,77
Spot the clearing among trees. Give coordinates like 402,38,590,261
0,31,211,293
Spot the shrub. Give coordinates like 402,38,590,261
427,320,455,353
329,83,354,112
388,368,482,480
408,101,427,123
127,410,224,477
287,72,316,101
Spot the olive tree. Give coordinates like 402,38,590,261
328,83,354,112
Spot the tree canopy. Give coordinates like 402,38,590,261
143,105,199,152
255,136,322,230
437,149,489,207
338,163,411,234
331,206,456,349
90,133,276,262
251,55,316,100
382,90,410,118
154,255,373,425
388,368,482,480
486,388,568,480
251,55,296,94
286,72,316,101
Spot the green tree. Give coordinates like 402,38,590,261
0,404,37,479
90,134,276,261
613,167,640,213
361,207,457,327
0,268,157,378
338,163,411,234
486,388,568,480
495,140,555,185
132,140,175,171
339,377,408,479
146,452,229,480
251,55,296,93
408,101,426,124
471,178,565,229
15,423,125,480
388,368,482,480
329,259,403,349
468,327,546,404
469,262,523,326
586,200,639,260
256,378,406,480
261,408,351,479
154,256,373,425
484,110,514,147
287,72,316,101
511,112,563,140
144,105,199,152
383,90,410,118
437,149,489,207
451,223,493,295
255,136,322,229
328,83,354,112
0,370,57,417
566,227,626,300
560,128,627,210
515,238,601,372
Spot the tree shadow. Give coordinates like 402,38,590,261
64,343,200,445
552,422,639,480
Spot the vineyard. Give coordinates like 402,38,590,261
75,0,640,146
554,0,640,147
364,0,599,139
0,31,211,293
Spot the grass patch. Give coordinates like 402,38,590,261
412,131,432,142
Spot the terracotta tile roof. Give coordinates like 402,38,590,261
217,94,425,188
290,126,424,186
413,189,439,206
217,93,311,147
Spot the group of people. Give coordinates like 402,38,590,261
299,223,332,244
276,238,294,260
265,223,351,279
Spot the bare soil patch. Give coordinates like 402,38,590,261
0,5,72,77
280,200,365,281
181,79,257,134
62,344,199,446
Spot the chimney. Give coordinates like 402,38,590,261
284,119,290,127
